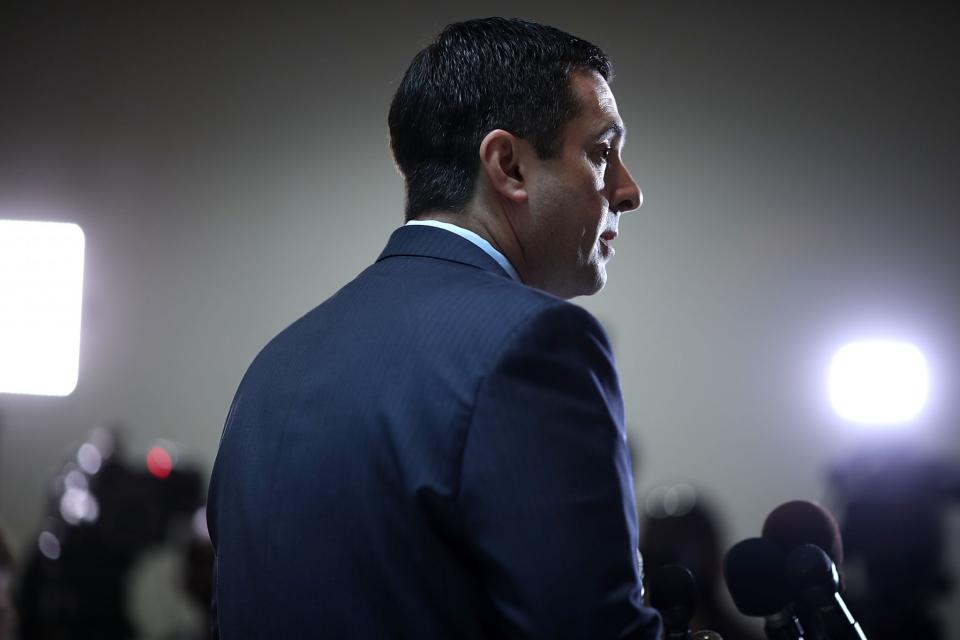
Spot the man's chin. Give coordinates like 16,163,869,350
590,269,608,295
569,268,607,299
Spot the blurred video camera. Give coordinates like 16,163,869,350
17,426,204,640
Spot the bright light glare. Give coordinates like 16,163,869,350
147,445,174,479
0,219,85,396
645,483,697,518
77,442,103,474
59,487,99,524
38,531,62,560
828,341,929,424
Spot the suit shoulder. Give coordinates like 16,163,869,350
488,281,609,340
462,271,600,322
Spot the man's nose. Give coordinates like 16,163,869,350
611,162,642,213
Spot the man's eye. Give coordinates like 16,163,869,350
595,147,611,164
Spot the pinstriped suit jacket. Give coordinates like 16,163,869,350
207,224,661,639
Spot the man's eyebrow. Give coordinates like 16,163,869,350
595,122,626,142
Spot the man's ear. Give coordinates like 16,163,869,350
478,129,529,204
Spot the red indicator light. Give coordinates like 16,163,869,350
147,446,174,479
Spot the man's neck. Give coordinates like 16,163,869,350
413,209,527,282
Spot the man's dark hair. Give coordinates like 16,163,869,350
388,17,613,220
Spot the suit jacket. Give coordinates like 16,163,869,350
207,225,662,639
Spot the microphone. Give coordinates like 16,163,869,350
785,544,867,640
762,500,845,639
723,537,804,640
649,565,725,640
650,564,697,640
761,501,843,568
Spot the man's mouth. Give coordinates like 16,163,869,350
599,232,616,257
599,230,617,256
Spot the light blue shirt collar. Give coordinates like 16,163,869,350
405,219,521,282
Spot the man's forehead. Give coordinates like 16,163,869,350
571,71,626,140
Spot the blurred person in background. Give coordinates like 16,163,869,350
640,490,762,640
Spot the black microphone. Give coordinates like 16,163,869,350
650,564,697,640
649,565,726,640
724,537,804,640
785,544,867,640
762,500,845,639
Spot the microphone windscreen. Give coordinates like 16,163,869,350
723,537,791,617
762,500,843,566
649,564,697,612
784,544,840,607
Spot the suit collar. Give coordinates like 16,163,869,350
377,224,514,280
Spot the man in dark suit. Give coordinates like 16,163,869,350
208,17,661,639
